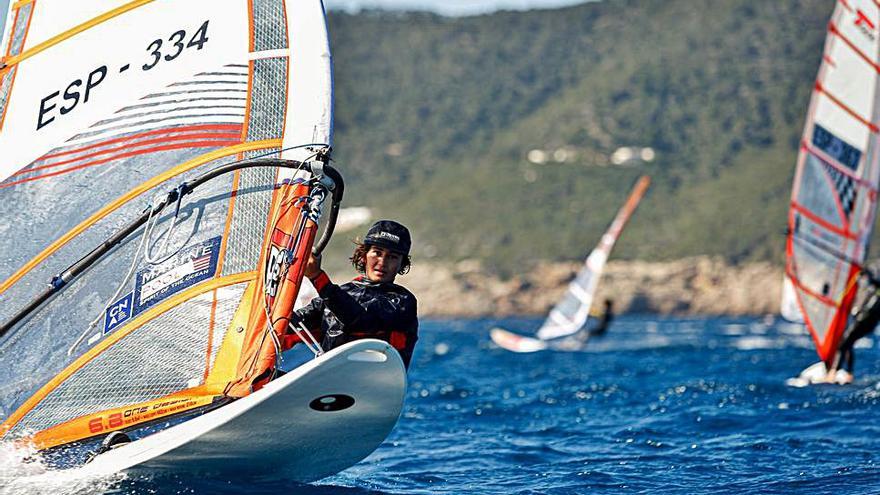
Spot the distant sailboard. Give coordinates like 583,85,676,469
0,0,404,481
491,176,650,353
781,0,880,373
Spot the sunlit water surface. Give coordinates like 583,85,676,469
3,315,880,494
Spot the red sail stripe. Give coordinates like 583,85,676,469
839,0,853,13
828,21,880,74
823,54,837,68
0,140,240,189
16,133,242,177
815,81,880,133
38,124,242,161
790,201,859,240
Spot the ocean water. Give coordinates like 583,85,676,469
4,315,880,494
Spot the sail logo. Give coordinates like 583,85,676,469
264,246,288,298
855,9,877,40
134,236,221,313
374,232,400,242
103,293,134,335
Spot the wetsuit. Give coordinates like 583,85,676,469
832,280,880,374
289,271,419,368
587,309,614,338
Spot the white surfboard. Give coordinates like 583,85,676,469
785,361,852,387
490,327,548,353
23,339,406,483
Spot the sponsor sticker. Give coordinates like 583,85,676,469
134,236,221,313
103,292,134,335
375,231,400,242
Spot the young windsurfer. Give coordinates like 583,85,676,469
826,272,880,384
285,220,419,368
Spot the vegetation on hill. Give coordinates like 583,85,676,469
322,0,836,275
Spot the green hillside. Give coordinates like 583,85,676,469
323,0,836,275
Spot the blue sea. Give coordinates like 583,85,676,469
5,315,880,494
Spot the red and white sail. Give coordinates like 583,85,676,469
783,0,880,364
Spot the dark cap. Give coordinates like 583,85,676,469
363,220,411,255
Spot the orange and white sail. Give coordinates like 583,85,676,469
536,176,650,340
0,0,334,451
782,0,880,364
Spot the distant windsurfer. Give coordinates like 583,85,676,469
825,271,880,384
284,220,419,368
588,299,615,337
551,299,615,351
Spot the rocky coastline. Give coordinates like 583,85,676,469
391,257,783,318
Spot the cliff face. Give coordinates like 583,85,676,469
393,257,783,318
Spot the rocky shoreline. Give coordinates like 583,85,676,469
392,257,783,318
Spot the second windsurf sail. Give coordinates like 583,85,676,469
782,0,880,365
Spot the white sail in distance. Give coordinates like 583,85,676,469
536,176,650,341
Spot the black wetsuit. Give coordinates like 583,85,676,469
292,272,419,368
588,311,614,338
833,282,880,373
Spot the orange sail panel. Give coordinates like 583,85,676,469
783,0,880,364
227,180,318,397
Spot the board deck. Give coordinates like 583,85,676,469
25,339,406,483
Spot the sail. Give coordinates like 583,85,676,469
0,0,334,451
536,176,650,341
783,0,880,364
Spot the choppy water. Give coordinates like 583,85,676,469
4,315,880,494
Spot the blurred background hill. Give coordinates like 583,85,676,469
323,0,836,277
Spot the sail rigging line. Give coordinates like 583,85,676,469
0,0,156,72
144,184,189,266
0,155,328,340
69,201,164,356
0,139,291,298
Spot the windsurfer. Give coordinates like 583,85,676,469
285,220,419,368
551,299,615,351
588,299,615,337
827,271,880,383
